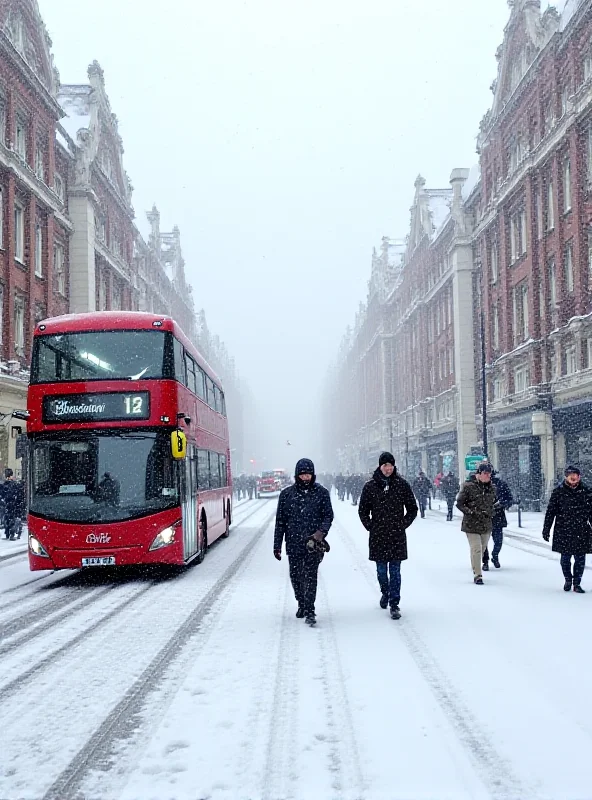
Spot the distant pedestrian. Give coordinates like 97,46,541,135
542,466,592,593
273,458,334,626
358,452,418,620
1,468,25,540
456,463,496,585
412,471,431,518
482,468,513,570
441,471,460,520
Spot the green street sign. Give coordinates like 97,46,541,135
465,454,486,472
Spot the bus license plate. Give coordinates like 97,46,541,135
81,556,116,567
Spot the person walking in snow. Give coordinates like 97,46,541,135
1,468,25,540
441,471,460,520
482,468,513,571
358,452,418,619
542,466,592,593
456,463,496,585
273,458,334,626
412,471,432,518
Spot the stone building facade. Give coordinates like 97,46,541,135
0,0,249,476
326,0,592,506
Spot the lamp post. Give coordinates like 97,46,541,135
478,259,488,460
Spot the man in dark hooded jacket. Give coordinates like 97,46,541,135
482,468,513,571
358,452,418,619
273,458,334,625
542,466,592,593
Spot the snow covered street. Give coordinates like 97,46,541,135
1,497,591,800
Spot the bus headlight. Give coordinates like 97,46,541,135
29,535,49,557
149,525,177,551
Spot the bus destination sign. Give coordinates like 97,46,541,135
43,392,150,423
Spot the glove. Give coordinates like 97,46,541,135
273,549,282,561
311,530,326,542
542,532,550,543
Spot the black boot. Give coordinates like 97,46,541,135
574,583,586,594
564,578,572,592
482,561,489,571
305,612,317,626
390,605,401,620
379,593,388,609
492,556,500,568
296,606,305,618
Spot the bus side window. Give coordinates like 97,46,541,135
174,339,186,385
206,377,215,409
219,454,227,486
197,449,210,490
195,367,205,400
210,452,221,489
220,391,227,417
213,385,222,414
186,356,197,395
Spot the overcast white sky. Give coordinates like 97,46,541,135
41,0,523,470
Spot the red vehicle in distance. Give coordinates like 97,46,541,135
257,469,290,497
24,311,232,570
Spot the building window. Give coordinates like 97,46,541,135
491,241,498,284
54,173,64,202
35,224,42,277
561,84,570,117
14,203,24,262
0,188,4,249
112,280,122,310
536,189,543,240
95,215,106,242
493,376,505,401
544,100,555,135
0,282,3,344
510,216,518,263
549,258,557,309
585,43,592,83
514,365,528,393
565,241,574,293
586,338,592,369
0,97,6,146
34,143,45,181
587,125,592,188
54,243,65,296
492,305,499,350
521,284,529,340
513,283,529,344
99,273,107,310
521,208,527,255
588,227,592,278
14,294,24,356
34,302,46,324
15,117,26,161
566,345,577,375
547,180,555,230
564,159,572,212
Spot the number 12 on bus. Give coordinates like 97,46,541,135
25,312,233,571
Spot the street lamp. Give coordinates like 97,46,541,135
477,258,488,460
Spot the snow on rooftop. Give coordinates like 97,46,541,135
58,87,91,143
462,164,481,202
428,191,452,238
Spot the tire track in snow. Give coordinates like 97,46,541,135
315,577,367,799
261,577,301,800
41,509,276,800
334,518,534,800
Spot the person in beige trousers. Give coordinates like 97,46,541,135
456,463,496,585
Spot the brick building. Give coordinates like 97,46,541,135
326,0,592,506
0,0,250,477
0,0,70,471
473,0,592,505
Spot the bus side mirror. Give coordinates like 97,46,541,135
171,430,187,460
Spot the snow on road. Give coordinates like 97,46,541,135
1,496,591,799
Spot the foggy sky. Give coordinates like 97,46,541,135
41,0,520,471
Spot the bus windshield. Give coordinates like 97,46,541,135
29,431,179,524
31,330,173,383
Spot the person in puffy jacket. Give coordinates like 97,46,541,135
273,458,334,625
1,468,25,540
456,463,496,585
441,472,460,520
358,452,418,619
542,466,592,593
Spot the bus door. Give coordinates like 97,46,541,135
182,446,198,559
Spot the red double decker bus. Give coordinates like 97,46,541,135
24,311,232,571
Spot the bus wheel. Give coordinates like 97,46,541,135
196,516,208,564
221,503,230,538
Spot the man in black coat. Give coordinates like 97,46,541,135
273,458,334,625
441,472,460,521
482,469,513,571
1,468,25,540
412,471,432,518
358,452,418,619
542,465,592,593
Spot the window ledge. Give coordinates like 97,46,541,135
34,272,43,280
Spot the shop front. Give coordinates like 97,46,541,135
489,412,542,511
426,431,458,481
554,401,592,488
